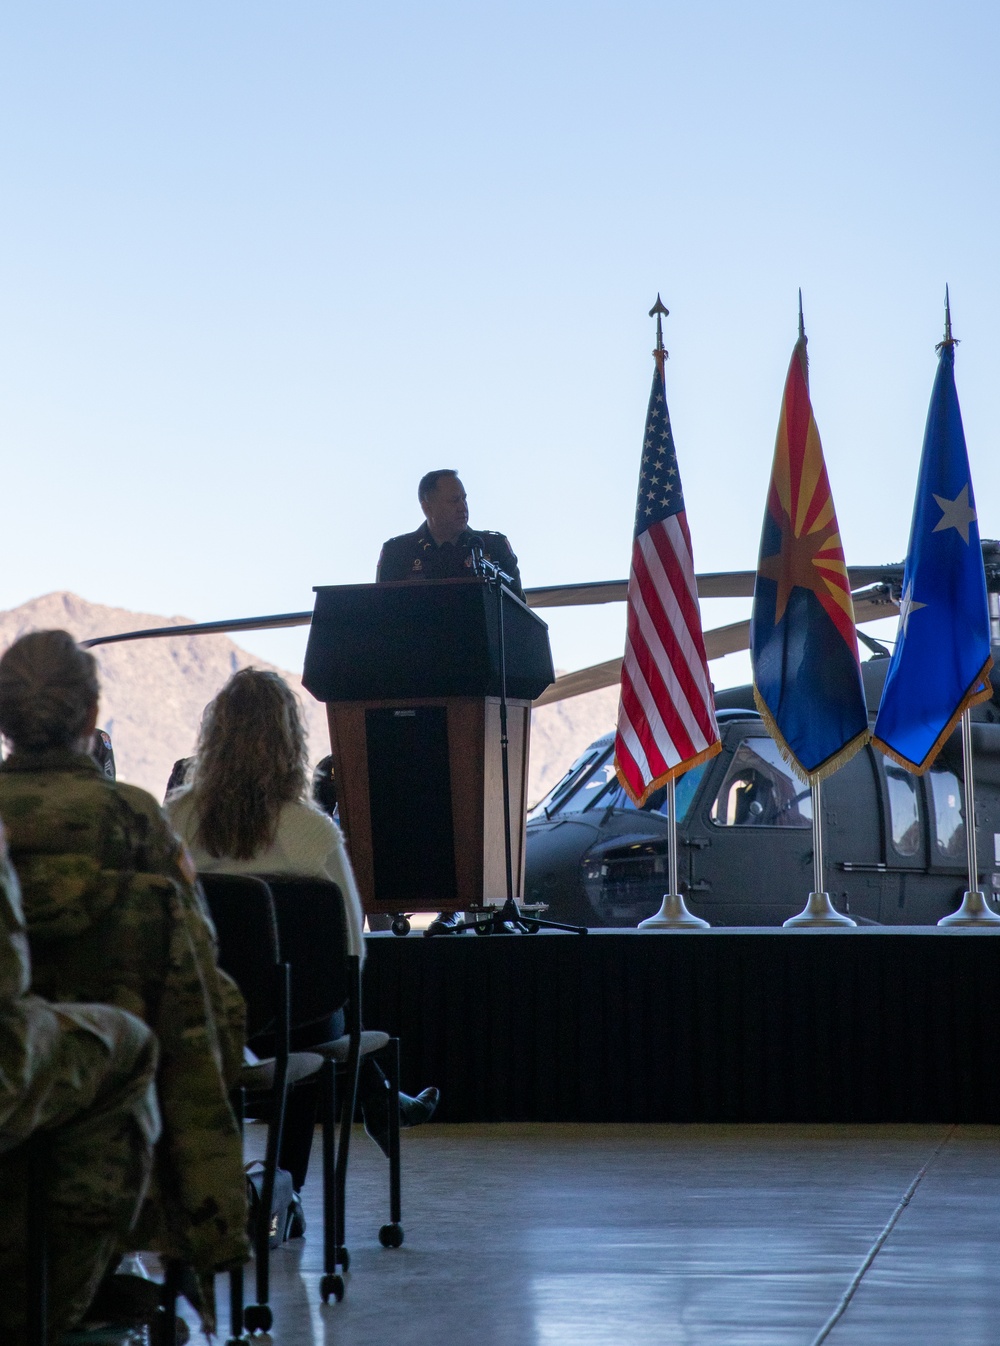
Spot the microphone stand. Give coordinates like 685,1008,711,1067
444,550,586,936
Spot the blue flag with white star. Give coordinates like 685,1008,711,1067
872,339,993,773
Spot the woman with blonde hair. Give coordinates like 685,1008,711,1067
166,668,438,1207
166,668,365,958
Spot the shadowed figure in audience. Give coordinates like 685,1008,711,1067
164,668,439,1217
0,815,160,1343
0,630,249,1335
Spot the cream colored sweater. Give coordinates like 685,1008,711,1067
165,790,365,962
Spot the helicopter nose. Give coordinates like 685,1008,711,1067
525,819,601,924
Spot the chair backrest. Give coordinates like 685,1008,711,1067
254,877,351,1028
198,874,280,1041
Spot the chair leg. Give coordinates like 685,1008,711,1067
227,1263,246,1344
244,1087,283,1334
161,1261,183,1345
319,1059,344,1303
253,1135,274,1317
245,963,289,1334
227,1087,247,1344
334,1053,361,1274
26,1139,48,1346
378,1039,404,1249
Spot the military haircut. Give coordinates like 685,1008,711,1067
417,468,460,504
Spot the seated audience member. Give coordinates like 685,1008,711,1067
0,819,160,1343
311,753,338,818
0,631,249,1334
165,669,439,1172
164,755,193,798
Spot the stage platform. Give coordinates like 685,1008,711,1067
361,928,1000,1124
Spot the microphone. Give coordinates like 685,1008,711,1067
468,534,485,577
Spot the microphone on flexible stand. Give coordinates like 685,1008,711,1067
468,534,485,577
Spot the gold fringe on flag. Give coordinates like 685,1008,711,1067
871,654,994,776
752,683,871,786
615,737,722,810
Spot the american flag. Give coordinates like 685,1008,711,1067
614,339,721,806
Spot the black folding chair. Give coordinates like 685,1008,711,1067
259,877,404,1298
200,873,323,1336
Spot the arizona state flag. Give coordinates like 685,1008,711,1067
872,331,992,772
751,328,869,782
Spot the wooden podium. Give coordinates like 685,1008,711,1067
302,579,554,917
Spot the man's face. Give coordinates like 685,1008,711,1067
422,475,469,542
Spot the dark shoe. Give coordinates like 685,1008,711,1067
78,1271,162,1331
147,1312,191,1346
363,1085,441,1155
400,1086,440,1128
425,910,464,936
285,1189,306,1239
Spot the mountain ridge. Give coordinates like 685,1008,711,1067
0,591,617,807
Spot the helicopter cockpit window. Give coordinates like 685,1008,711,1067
710,737,812,828
928,768,965,860
528,746,610,819
884,763,921,857
529,748,708,821
591,762,708,820
530,748,616,817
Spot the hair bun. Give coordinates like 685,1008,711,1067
0,631,100,751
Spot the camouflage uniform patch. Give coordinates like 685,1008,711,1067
0,836,160,1342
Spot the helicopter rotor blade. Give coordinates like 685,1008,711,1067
524,572,759,607
81,572,905,653
525,581,627,608
524,566,906,609
81,610,314,649
532,588,901,708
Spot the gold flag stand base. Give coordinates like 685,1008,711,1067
782,891,856,928
638,893,710,930
937,889,1000,926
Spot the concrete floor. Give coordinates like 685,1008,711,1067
170,1122,1000,1345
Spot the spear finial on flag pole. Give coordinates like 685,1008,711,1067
649,294,669,369
798,288,805,341
937,285,958,351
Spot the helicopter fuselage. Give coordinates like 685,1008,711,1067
525,658,1000,928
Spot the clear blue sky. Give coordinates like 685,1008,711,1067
0,2,997,685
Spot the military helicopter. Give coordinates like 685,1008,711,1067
84,542,1000,929
523,542,1000,928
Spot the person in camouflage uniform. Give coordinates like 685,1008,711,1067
0,631,249,1331
0,817,160,1343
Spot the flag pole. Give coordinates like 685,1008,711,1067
638,296,709,931
781,292,855,928
937,708,1000,923
936,288,1000,925
782,774,855,926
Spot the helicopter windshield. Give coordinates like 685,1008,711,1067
529,744,612,819
710,737,812,827
529,744,706,822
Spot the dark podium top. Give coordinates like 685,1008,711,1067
302,578,555,703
